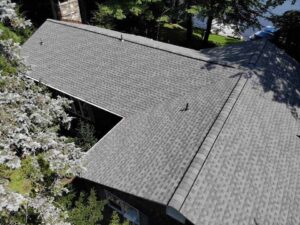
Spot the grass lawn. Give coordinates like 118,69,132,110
208,33,242,46
8,168,32,194
159,23,242,50
0,23,23,43
0,158,32,195
0,22,32,44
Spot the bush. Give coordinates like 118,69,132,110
57,188,105,225
74,120,98,152
0,22,22,42
109,212,130,225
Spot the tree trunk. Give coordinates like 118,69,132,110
49,0,58,20
203,16,213,43
186,14,193,45
78,0,87,23
156,23,161,40
172,0,180,7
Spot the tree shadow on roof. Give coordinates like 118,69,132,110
201,40,300,117
200,40,265,67
253,41,300,110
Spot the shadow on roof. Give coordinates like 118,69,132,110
201,40,300,115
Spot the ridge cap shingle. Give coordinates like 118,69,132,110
46,19,239,69
168,71,249,212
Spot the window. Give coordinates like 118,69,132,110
105,190,140,225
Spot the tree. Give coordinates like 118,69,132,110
109,211,130,225
74,120,98,152
271,10,300,62
92,0,171,38
189,0,294,43
0,1,86,224
61,189,105,225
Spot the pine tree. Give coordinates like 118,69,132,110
67,189,105,225
109,211,130,225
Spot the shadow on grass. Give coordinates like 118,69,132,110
158,24,216,50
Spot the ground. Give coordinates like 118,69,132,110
159,23,242,50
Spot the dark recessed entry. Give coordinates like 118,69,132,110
49,87,122,140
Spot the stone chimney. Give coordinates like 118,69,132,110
51,0,82,23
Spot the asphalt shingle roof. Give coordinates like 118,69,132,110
177,75,300,225
21,20,300,225
169,41,300,224
21,19,238,118
83,75,242,204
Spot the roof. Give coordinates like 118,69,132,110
21,20,300,225
21,19,239,118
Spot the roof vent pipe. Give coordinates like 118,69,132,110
120,34,124,42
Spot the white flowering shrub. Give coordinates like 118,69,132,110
28,196,71,225
0,185,25,212
0,38,20,58
0,3,85,225
0,0,31,29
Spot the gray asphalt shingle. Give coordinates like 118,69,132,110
21,19,238,118
169,41,300,225
83,75,241,204
21,20,300,225
178,75,300,225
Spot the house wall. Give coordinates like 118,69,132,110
74,178,193,225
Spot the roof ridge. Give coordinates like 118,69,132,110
168,72,249,212
46,19,236,69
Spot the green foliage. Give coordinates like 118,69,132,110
0,3,83,224
186,5,201,15
0,22,28,76
109,211,121,225
208,33,241,46
159,23,216,49
0,157,34,195
13,5,33,42
0,206,41,225
0,55,17,76
155,21,240,48
109,211,130,225
7,158,33,195
58,188,105,225
93,5,115,29
272,10,300,62
14,25,33,43
95,0,162,20
92,0,166,32
0,23,22,43
189,0,292,42
192,28,241,46
91,0,247,46
36,156,57,191
0,21,32,44
74,120,98,152
157,15,169,23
